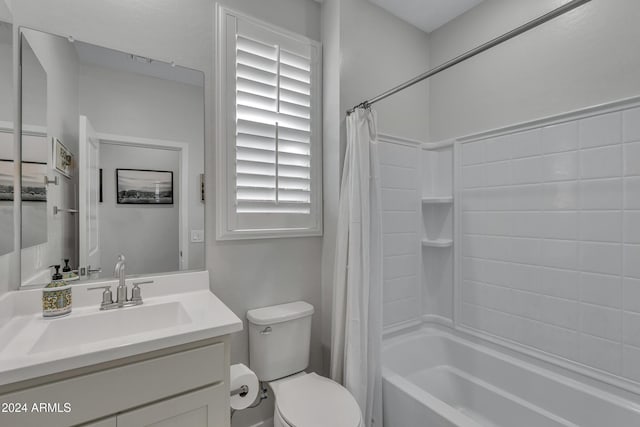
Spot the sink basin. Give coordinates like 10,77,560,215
29,302,192,354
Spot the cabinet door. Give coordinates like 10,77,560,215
116,384,227,427
80,417,117,427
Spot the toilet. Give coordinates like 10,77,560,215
247,301,363,427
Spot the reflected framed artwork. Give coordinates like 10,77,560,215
116,168,173,205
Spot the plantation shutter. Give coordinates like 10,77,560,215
217,8,322,240
235,32,312,214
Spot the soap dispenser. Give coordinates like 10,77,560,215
62,258,79,281
42,265,72,318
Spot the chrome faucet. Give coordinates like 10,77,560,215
88,254,154,311
114,254,127,306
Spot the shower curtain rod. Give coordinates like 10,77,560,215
346,0,592,115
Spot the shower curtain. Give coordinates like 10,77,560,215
331,107,383,427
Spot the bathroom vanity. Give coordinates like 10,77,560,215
0,271,242,427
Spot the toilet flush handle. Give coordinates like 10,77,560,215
260,326,272,335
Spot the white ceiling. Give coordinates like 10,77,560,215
369,0,483,33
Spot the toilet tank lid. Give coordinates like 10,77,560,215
247,301,314,326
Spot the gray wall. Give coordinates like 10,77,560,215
428,0,640,140
99,144,179,275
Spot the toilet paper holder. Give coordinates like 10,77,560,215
230,384,249,397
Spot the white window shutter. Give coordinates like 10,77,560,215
216,7,322,239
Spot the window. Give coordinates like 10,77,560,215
216,6,322,240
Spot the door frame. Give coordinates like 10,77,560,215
96,132,191,271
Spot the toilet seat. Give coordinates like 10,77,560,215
273,373,362,427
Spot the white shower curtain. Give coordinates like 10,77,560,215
331,107,383,427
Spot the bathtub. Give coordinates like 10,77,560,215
382,326,640,427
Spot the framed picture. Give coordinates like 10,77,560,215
200,173,205,202
116,168,173,205
0,159,13,201
53,138,73,178
0,160,47,202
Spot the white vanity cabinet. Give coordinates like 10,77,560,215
0,338,231,427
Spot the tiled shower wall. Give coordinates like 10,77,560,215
460,104,640,381
380,140,421,328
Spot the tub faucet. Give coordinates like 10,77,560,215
114,254,127,306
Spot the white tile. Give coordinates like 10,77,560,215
462,189,487,212
384,276,418,302
580,303,621,341
624,142,640,176
472,236,510,261
381,165,417,189
623,311,640,348
483,212,512,236
463,257,483,281
383,233,417,257
461,303,515,339
383,212,417,233
510,184,544,211
462,281,511,312
509,263,540,294
623,277,640,313
511,156,543,184
383,255,417,280
462,164,486,189
511,212,542,238
541,181,578,210
624,177,640,209
623,212,640,244
462,141,485,165
511,317,579,360
540,239,578,270
382,189,418,212
539,212,578,240
580,145,622,179
483,187,513,211
579,179,622,210
542,151,578,182
624,245,640,279
485,136,512,162
579,211,622,243
509,129,542,159
579,242,622,276
379,142,419,168
579,334,622,374
538,267,579,299
384,298,420,326
581,272,622,309
486,161,511,187
579,112,622,149
542,121,579,154
510,290,578,329
509,238,541,265
623,107,640,143
622,345,640,383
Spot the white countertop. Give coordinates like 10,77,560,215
0,270,242,387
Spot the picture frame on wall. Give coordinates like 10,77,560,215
116,168,174,205
53,138,73,178
0,159,48,202
200,173,205,202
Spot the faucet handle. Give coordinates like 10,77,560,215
88,285,114,309
130,280,154,304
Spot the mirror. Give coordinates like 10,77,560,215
19,28,205,288
0,20,12,258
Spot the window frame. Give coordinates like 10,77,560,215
215,5,323,240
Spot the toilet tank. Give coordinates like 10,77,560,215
247,301,314,382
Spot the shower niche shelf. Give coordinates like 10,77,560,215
421,142,455,323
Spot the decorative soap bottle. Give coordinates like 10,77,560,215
42,265,72,318
62,258,79,281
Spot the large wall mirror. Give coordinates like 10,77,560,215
19,28,205,288
0,19,12,259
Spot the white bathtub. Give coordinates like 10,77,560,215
382,326,640,427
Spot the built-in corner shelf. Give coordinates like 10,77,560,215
421,196,453,205
422,238,453,248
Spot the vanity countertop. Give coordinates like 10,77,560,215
0,270,242,387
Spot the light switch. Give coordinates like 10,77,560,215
190,229,205,243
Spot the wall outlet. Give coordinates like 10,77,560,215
190,229,205,243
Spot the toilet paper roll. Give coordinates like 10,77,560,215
230,363,259,410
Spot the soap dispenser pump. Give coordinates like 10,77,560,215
42,265,72,318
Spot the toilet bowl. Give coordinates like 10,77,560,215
270,373,363,427
247,301,363,427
